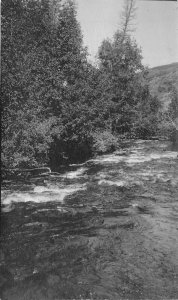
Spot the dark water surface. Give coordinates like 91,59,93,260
1,140,178,300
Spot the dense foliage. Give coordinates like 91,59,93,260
1,0,160,170
97,32,160,138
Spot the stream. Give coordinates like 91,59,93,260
1,140,178,300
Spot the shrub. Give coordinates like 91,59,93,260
92,130,119,155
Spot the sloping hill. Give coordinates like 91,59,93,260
147,63,178,110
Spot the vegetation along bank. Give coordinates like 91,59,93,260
2,0,178,175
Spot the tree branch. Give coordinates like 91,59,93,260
120,0,136,42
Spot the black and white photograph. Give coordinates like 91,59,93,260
1,0,178,299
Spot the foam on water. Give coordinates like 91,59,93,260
61,167,88,179
2,143,177,210
88,155,123,164
126,151,178,164
88,150,177,165
98,179,126,187
2,183,87,207
98,179,144,188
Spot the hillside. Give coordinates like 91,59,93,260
147,63,178,110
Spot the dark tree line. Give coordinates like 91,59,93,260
1,0,160,170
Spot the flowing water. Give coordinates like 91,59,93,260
1,140,178,300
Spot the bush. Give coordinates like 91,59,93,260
92,130,119,155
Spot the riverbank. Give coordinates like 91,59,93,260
2,136,176,182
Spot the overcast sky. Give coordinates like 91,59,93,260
76,0,178,68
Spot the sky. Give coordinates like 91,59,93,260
76,0,178,68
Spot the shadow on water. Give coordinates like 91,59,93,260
171,130,178,151
1,140,178,299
